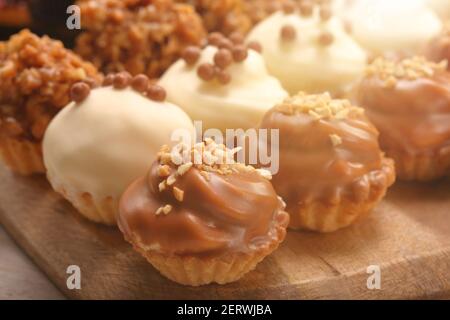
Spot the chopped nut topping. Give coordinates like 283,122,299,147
157,165,171,177
177,162,193,176
173,187,184,202
366,56,448,87
155,204,173,215
276,92,364,120
329,134,342,147
158,181,166,192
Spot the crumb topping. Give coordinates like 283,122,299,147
276,92,364,120
0,29,101,141
366,56,448,88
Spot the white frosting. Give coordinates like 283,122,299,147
247,10,367,95
43,87,195,198
426,0,450,20
159,46,288,132
344,0,442,55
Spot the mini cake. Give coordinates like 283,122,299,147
342,0,442,55
426,24,450,70
176,0,252,35
246,3,367,95
0,29,101,175
75,0,206,78
159,33,288,132
426,0,450,21
259,93,395,232
0,0,30,27
43,73,195,225
118,139,289,285
356,56,450,181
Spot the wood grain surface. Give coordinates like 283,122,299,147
0,227,64,300
0,163,449,299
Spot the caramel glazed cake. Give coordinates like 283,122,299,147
118,140,289,285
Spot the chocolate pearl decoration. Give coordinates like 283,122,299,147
217,70,232,85
232,45,248,62
217,38,234,50
298,2,313,16
197,63,216,81
113,72,132,89
82,78,99,89
70,82,90,103
247,41,263,53
318,32,334,46
282,1,296,14
207,32,224,46
103,74,115,86
147,84,166,102
214,49,233,69
229,32,244,45
182,46,201,65
319,6,332,21
281,25,297,42
131,74,149,92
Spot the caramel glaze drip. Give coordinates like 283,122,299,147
357,72,450,156
260,99,390,209
118,160,288,258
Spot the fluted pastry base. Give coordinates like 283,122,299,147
0,138,45,175
386,148,450,182
47,171,118,225
126,213,289,286
289,158,396,233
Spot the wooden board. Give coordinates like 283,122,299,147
0,163,449,300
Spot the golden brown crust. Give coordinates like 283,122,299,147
47,168,119,225
75,0,206,78
288,158,396,232
381,146,450,181
0,137,44,175
0,29,102,142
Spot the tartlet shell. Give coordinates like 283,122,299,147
0,138,45,175
288,158,396,232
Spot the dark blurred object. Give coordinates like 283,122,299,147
28,0,78,47
0,0,31,27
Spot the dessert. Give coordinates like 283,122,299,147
356,56,450,181
75,0,206,79
426,0,450,21
259,92,395,232
342,0,442,56
118,139,289,285
175,0,252,35
246,3,367,95
426,24,450,70
43,74,195,225
0,29,101,175
0,0,31,27
159,33,288,132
